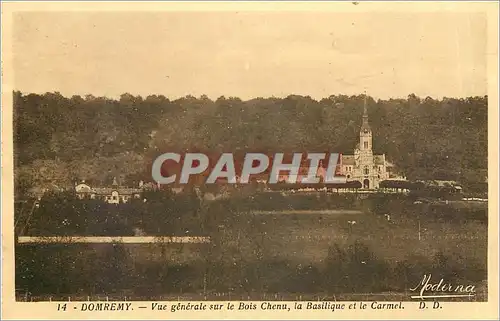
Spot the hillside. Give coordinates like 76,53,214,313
13,92,487,196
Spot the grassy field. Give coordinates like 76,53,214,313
15,193,488,301
235,210,487,265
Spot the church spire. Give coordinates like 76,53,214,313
363,92,368,117
361,92,371,132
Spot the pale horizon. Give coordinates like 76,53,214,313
13,11,488,101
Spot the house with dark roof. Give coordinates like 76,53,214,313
75,177,142,204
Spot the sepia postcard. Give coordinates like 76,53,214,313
1,1,499,320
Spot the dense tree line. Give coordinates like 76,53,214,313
13,92,487,196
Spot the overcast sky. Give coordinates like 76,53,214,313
12,9,488,100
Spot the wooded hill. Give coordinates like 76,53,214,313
13,92,487,196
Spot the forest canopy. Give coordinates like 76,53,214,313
13,91,487,195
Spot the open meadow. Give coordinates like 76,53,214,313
15,192,488,301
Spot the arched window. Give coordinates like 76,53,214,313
364,141,368,149
364,167,369,175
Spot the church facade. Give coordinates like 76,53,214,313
339,96,402,189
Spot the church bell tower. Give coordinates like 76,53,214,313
357,92,374,187
348,92,389,190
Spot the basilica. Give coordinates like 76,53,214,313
339,96,404,189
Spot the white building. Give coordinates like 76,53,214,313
75,177,142,204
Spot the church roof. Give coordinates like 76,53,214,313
342,155,386,166
342,155,355,165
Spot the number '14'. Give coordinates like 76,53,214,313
57,303,67,311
